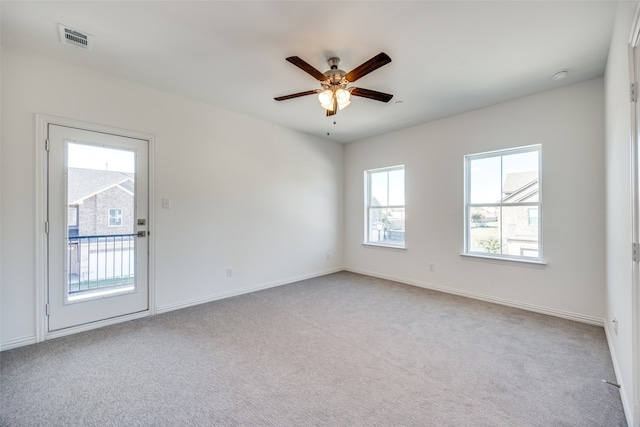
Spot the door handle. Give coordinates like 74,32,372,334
137,231,147,237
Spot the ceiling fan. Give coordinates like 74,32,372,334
274,52,393,116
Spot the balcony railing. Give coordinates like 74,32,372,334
67,233,136,296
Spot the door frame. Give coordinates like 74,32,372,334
35,114,155,342
630,5,640,425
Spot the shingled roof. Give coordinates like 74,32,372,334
67,168,134,204
501,171,538,203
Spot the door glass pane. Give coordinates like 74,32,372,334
66,142,136,301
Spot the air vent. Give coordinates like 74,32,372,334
58,24,92,52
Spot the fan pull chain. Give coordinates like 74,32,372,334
327,120,337,136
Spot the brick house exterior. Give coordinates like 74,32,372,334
68,168,135,236
500,171,539,257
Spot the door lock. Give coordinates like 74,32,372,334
137,231,147,237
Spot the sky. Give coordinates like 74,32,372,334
370,168,405,206
67,142,135,173
469,149,539,203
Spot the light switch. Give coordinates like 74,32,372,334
162,198,171,209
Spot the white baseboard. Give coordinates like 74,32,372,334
0,335,37,352
156,267,344,315
345,267,605,326
603,322,634,427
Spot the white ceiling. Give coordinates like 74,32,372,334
1,1,618,143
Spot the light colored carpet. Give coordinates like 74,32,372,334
0,272,627,426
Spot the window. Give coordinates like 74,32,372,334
528,208,539,226
68,206,78,227
464,145,541,262
365,165,405,247
108,208,123,227
68,205,79,238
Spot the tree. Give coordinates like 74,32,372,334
471,212,484,227
479,238,501,253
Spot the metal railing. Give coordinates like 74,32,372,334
67,233,136,295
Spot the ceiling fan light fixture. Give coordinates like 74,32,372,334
318,89,334,109
336,88,350,102
337,99,351,110
335,88,351,110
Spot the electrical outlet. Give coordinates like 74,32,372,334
429,263,435,272
326,253,331,261
226,268,233,277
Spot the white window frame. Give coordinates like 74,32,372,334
463,145,543,263
364,165,406,249
108,208,123,227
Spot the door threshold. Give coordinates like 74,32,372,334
46,310,149,341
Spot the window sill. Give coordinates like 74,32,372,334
363,242,406,250
460,253,546,266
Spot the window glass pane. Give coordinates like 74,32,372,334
468,206,502,254
501,151,539,203
469,157,501,204
368,207,405,245
368,208,387,243
387,207,405,245
502,206,539,257
388,169,405,205
370,171,388,206
109,209,122,227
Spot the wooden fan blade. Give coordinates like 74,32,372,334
350,87,394,103
286,56,327,81
274,90,318,101
344,52,391,83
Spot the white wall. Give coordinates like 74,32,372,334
0,47,344,349
605,2,640,425
345,78,605,323
0,44,3,353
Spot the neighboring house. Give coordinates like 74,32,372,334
67,168,135,237
500,171,539,257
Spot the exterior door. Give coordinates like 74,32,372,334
47,124,149,331
633,41,640,426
